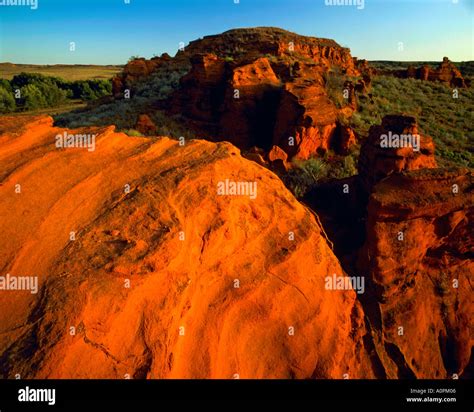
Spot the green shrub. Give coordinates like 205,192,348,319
21,84,47,110
0,86,16,113
295,158,328,181
281,158,330,198
11,72,49,89
325,70,348,109
0,79,12,92
68,80,112,100
123,129,143,137
38,82,68,106
342,155,358,177
9,72,111,109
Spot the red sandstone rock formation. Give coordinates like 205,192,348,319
112,54,171,97
355,73,372,94
170,53,226,124
354,58,376,77
267,145,288,163
168,28,360,158
267,145,289,172
335,125,357,155
354,114,472,378
1,111,471,381
272,75,339,159
182,27,360,76
135,114,157,135
0,115,374,379
403,57,467,88
359,168,473,378
219,57,281,148
435,57,466,87
358,115,437,192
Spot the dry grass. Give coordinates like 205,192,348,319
0,63,122,81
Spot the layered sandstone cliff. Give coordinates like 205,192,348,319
111,28,364,160
305,115,473,378
180,27,360,75
359,168,473,378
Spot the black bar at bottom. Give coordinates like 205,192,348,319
0,379,472,410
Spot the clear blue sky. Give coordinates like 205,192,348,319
0,0,472,64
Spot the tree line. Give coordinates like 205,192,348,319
0,72,112,113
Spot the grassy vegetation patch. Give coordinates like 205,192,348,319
354,76,473,168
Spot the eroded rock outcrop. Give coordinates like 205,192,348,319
0,115,374,379
112,54,171,97
359,168,474,378
170,53,226,125
335,124,357,155
166,28,360,159
358,115,437,192
66,28,368,160
181,27,360,76
219,57,281,149
402,57,467,88
272,74,338,159
135,114,157,135
305,113,473,379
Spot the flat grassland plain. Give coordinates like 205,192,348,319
0,63,122,81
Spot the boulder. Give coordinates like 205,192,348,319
135,114,157,135
267,145,288,163
0,115,374,379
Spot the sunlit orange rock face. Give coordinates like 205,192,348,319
355,115,472,378
0,115,375,379
110,28,372,160
359,168,474,378
272,69,338,159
